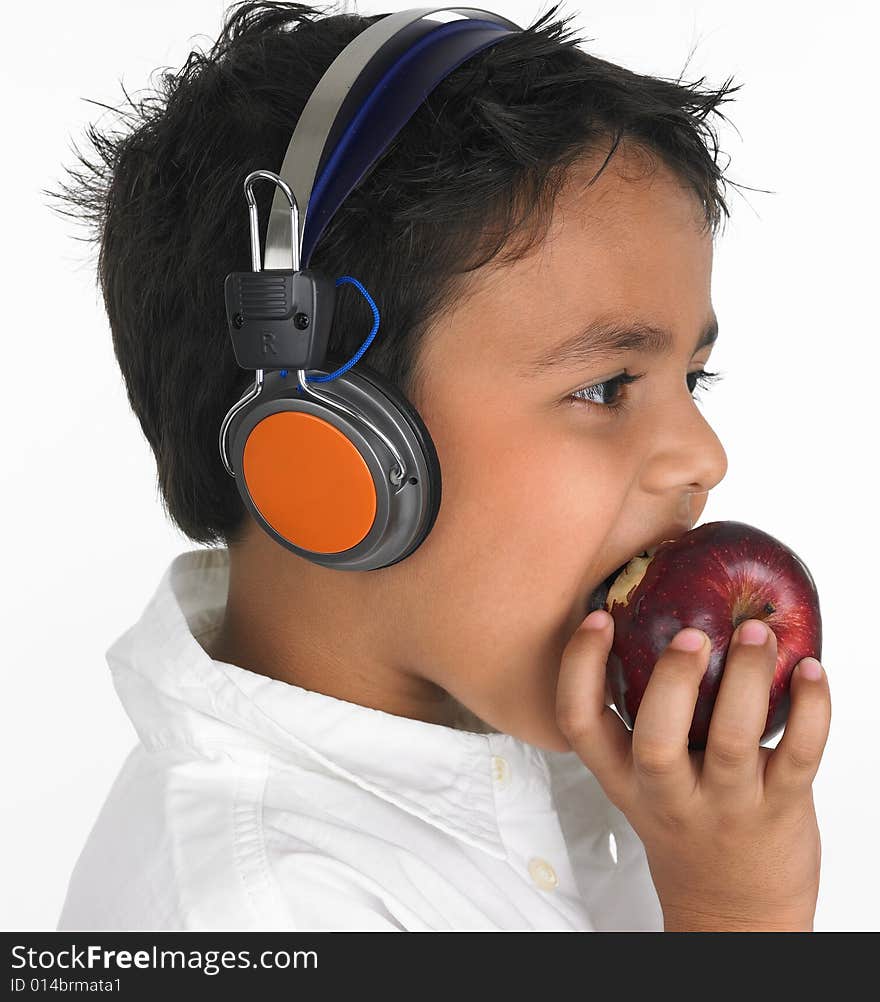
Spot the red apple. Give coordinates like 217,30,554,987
597,520,822,750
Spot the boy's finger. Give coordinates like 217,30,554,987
701,619,778,796
630,627,708,810
556,610,632,806
763,658,831,807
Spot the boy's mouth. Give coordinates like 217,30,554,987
586,543,667,613
587,523,696,614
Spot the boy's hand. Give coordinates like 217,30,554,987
556,611,831,932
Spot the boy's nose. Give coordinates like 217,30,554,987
643,399,729,497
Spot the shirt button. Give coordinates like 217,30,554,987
528,857,559,891
491,755,511,788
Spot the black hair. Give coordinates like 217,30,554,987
45,1,751,547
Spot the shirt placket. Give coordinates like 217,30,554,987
487,732,596,931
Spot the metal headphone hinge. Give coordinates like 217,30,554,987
223,170,335,371
219,169,409,491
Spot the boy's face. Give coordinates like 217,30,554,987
396,145,728,751
222,143,728,755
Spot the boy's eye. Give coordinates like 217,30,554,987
568,369,724,415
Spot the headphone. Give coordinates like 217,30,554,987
219,6,522,571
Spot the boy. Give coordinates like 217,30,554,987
51,1,830,931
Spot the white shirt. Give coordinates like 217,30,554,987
56,548,664,932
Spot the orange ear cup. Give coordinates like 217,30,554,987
242,411,378,554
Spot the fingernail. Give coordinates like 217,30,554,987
670,627,706,652
799,657,823,680
583,609,611,631
739,620,768,645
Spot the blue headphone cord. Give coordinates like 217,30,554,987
279,276,379,392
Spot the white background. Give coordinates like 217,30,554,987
2,0,877,931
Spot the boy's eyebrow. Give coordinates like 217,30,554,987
523,313,719,375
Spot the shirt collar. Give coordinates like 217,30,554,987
106,548,566,861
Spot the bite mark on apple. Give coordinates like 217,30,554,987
606,551,655,609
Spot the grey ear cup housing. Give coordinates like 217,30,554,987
229,365,442,570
